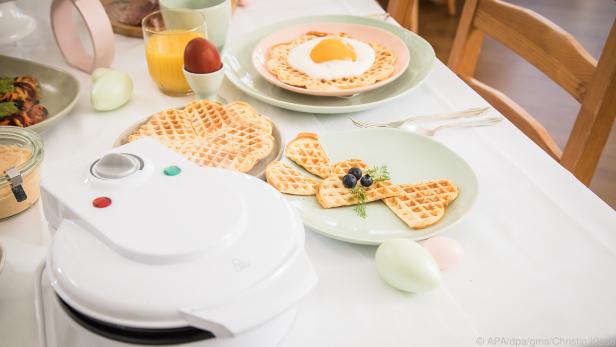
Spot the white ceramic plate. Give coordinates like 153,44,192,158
284,128,478,245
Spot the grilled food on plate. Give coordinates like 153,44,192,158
0,76,49,127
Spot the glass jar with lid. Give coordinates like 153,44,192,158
0,127,43,219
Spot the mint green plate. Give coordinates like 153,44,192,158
0,55,80,133
284,128,478,245
222,15,435,114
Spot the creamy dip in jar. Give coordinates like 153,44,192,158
0,127,43,219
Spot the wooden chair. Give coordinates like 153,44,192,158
448,0,616,185
387,0,419,32
447,0,456,16
387,0,456,33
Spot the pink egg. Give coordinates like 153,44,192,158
420,237,464,271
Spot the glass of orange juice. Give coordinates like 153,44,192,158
142,9,206,96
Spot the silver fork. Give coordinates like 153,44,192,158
406,117,503,136
350,107,490,129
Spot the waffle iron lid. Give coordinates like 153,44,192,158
43,139,313,333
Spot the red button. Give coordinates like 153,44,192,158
92,197,112,208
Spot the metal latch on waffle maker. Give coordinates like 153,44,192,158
5,167,27,202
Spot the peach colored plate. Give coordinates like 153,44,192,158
252,22,411,97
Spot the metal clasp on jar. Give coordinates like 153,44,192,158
5,167,27,202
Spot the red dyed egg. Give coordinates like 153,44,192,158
184,38,222,74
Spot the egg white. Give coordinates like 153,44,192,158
286,37,376,80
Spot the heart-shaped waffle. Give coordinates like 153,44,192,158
128,100,274,173
285,132,331,178
316,159,404,208
128,109,196,143
383,179,458,229
265,161,320,195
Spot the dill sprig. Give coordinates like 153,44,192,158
351,186,367,218
347,165,391,218
365,165,390,181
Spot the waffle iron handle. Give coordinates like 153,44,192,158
179,252,317,337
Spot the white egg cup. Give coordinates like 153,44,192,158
183,65,225,101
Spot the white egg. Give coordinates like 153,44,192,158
375,238,442,293
287,37,375,80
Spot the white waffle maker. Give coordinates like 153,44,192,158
35,138,317,347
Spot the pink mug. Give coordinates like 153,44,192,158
51,0,115,72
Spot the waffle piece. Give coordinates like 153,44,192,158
173,139,259,173
383,179,459,229
127,100,274,173
265,161,320,195
184,99,233,137
206,122,274,160
315,159,404,208
225,101,262,121
128,109,196,143
285,132,331,178
229,112,273,136
330,158,366,176
266,31,396,91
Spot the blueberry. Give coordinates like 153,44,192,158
342,174,357,188
360,174,373,187
348,167,362,180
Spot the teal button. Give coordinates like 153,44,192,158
163,165,181,176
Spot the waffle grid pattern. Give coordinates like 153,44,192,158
265,161,320,195
128,109,196,143
285,132,332,178
384,179,459,229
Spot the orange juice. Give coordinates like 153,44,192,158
145,30,204,95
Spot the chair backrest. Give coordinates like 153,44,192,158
448,0,616,185
387,0,419,32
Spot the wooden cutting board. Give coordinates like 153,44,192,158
100,0,239,38
100,0,144,38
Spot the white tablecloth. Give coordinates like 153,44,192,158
1,0,616,346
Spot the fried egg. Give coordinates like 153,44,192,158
287,37,376,80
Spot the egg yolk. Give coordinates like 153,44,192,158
310,38,357,63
